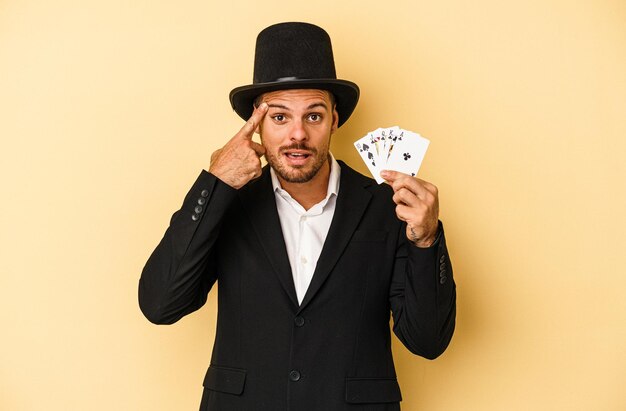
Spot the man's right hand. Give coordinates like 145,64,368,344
209,103,268,189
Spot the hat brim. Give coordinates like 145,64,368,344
229,79,359,128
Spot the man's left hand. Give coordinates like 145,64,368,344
380,170,439,248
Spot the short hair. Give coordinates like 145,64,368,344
253,90,336,109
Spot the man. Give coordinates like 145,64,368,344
139,22,455,411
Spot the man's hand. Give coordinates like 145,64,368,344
209,103,268,189
380,170,439,248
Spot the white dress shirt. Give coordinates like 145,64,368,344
270,155,341,304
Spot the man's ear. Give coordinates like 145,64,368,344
331,105,339,134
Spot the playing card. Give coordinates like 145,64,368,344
354,135,384,183
385,127,406,164
354,126,429,183
385,130,430,177
366,127,384,165
379,126,400,164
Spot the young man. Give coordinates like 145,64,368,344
139,22,455,411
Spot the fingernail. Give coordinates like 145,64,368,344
380,170,389,178
260,102,268,110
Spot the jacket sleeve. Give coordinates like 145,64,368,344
138,170,238,325
389,221,456,359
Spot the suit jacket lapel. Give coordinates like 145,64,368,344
239,167,299,310
298,162,373,311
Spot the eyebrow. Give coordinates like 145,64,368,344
266,102,329,111
267,103,290,110
307,102,328,111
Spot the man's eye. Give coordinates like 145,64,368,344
308,114,321,122
272,114,285,122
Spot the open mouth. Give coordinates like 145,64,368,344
283,150,312,166
285,152,311,159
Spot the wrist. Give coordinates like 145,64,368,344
411,236,435,248
408,222,442,248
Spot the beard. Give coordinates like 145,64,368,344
265,142,330,184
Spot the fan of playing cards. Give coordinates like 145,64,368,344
354,126,430,184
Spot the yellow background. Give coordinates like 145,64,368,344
2,0,625,410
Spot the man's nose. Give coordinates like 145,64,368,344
289,120,308,142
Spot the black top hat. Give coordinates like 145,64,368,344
229,22,359,127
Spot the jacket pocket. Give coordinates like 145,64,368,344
203,365,247,395
345,378,402,404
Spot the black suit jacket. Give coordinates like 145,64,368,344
139,161,456,410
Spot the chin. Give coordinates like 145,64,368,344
277,166,318,183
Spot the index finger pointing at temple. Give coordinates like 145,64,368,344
239,102,268,139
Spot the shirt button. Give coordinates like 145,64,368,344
289,370,301,381
440,276,447,284
439,255,446,264
300,216,307,222
300,256,307,264
294,316,305,327
201,189,209,198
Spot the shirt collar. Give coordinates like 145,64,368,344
270,153,341,200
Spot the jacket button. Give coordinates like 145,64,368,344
440,276,447,284
197,197,206,205
439,255,445,264
294,316,305,327
201,189,209,197
440,263,446,271
194,205,203,214
440,269,447,277
289,370,301,381
191,214,199,221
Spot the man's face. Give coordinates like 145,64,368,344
257,89,338,184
